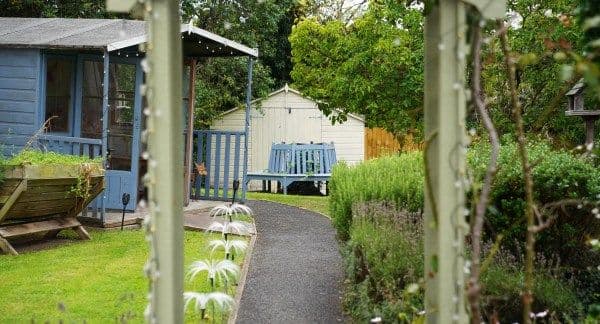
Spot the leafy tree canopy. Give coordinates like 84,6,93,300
478,0,587,146
180,0,303,126
290,0,424,137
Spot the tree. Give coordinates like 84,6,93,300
180,0,301,126
478,0,585,145
0,0,124,18
290,1,424,138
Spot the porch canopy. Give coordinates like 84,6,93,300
0,17,258,58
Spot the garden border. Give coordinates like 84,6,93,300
227,231,257,324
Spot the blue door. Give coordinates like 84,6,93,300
103,59,142,210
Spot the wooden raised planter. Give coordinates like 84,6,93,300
0,163,104,255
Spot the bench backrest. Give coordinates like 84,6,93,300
267,143,337,175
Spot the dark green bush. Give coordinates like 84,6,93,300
329,153,423,240
468,139,600,268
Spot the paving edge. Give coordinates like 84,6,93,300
228,231,258,324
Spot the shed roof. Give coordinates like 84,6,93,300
0,17,258,57
219,84,365,123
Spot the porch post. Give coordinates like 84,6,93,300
242,56,253,201
101,49,110,222
145,0,184,322
423,1,468,322
184,59,196,206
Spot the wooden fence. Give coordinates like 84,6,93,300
364,127,422,159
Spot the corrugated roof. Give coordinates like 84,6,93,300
0,17,258,57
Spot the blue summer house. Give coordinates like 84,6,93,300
0,17,257,222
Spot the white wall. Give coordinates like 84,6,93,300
322,115,365,165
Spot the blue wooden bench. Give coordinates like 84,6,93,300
246,142,337,194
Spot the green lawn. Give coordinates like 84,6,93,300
0,229,245,323
246,192,330,217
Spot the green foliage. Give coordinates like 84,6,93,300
329,152,424,240
289,2,424,137
342,202,583,322
181,0,301,126
468,138,600,268
0,0,124,19
479,0,586,145
343,202,424,322
3,149,100,166
481,250,583,321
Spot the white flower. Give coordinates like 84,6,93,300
187,259,240,283
590,239,599,247
209,239,248,258
406,283,419,294
544,9,554,18
184,291,234,313
207,220,252,237
210,203,253,220
530,310,548,318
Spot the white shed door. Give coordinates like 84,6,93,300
283,108,322,143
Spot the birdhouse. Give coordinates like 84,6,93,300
565,80,600,146
566,81,586,111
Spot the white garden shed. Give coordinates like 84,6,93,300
211,84,365,190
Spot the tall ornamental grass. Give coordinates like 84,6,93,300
329,152,424,240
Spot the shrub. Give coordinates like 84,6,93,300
468,139,600,268
343,202,583,322
329,153,424,240
343,202,424,322
481,248,584,321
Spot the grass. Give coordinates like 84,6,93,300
246,191,330,217
0,229,246,323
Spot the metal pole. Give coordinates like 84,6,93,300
423,1,468,322
241,57,253,201
145,0,184,322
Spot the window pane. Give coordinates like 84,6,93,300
81,61,103,139
45,59,73,133
108,63,136,171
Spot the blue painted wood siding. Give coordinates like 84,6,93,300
193,130,247,201
0,49,40,155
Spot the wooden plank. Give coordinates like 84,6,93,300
8,205,73,219
213,132,222,199
73,225,91,240
0,236,17,255
11,200,75,213
222,133,231,199
18,191,76,202
233,133,241,185
0,217,81,238
183,59,196,206
203,132,212,199
195,131,203,199
0,180,26,223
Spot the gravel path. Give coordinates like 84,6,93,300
235,200,346,323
